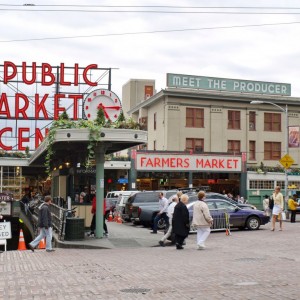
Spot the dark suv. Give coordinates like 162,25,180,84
124,190,177,227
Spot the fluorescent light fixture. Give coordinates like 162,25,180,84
250,101,264,104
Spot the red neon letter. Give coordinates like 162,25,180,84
16,93,29,119
18,128,30,151
22,62,36,84
41,63,55,86
0,93,11,118
35,94,49,119
74,63,79,86
83,64,97,86
68,94,83,120
3,61,17,84
54,94,66,119
35,128,49,149
59,63,71,86
0,127,13,150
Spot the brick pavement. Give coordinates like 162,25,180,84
1,221,300,299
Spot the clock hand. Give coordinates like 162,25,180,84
102,106,121,110
97,103,110,119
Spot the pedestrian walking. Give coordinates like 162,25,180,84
288,194,299,223
263,195,272,219
271,186,284,231
88,195,109,237
150,192,169,234
159,194,179,246
172,194,190,250
192,191,213,250
28,195,55,252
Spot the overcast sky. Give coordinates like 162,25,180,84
1,0,300,150
1,0,300,97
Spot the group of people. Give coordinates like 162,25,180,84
263,186,300,231
152,191,213,250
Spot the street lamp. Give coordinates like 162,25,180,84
250,100,289,209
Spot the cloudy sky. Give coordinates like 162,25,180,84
1,0,300,150
1,0,300,96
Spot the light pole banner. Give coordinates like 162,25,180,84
136,153,242,172
289,126,300,148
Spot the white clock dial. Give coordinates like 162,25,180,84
84,89,122,122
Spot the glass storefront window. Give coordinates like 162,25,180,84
1,166,22,199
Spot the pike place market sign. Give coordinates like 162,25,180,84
167,73,291,96
136,153,242,172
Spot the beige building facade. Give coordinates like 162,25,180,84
123,75,300,207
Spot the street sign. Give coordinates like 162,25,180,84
0,202,11,216
0,221,12,239
279,154,295,169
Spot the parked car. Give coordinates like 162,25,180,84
115,191,138,216
187,197,269,231
205,193,257,210
127,190,178,229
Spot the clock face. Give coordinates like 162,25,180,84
83,89,122,122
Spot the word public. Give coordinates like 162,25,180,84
0,61,99,150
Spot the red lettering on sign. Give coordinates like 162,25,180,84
59,63,71,86
16,93,29,119
35,94,49,119
54,94,66,120
0,127,12,150
68,94,82,120
41,63,55,85
18,127,30,151
3,61,17,83
83,64,97,86
35,128,49,149
0,93,11,118
22,62,36,84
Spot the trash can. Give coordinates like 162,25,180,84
65,218,85,241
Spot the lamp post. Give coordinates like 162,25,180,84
250,100,289,209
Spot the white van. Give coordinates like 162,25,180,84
115,191,138,214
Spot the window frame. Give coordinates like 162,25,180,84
186,108,204,128
264,141,281,160
264,113,281,132
228,110,241,130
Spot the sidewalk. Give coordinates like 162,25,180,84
54,221,164,249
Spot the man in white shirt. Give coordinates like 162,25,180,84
159,195,179,246
150,192,169,234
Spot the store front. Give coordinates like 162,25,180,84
131,151,245,196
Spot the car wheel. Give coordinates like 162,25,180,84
246,216,261,230
157,218,167,230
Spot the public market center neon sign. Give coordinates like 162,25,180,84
0,61,98,151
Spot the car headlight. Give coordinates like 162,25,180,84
252,206,257,210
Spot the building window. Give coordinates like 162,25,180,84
186,108,204,128
228,110,241,129
249,111,256,131
249,180,274,189
186,138,204,153
264,113,281,131
228,140,240,154
264,142,281,160
154,113,156,130
153,140,156,150
249,141,256,160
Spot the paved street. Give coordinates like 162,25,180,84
1,221,300,300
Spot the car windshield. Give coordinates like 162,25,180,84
206,200,238,212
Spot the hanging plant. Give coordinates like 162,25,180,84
43,107,141,174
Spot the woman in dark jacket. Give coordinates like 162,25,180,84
172,194,189,250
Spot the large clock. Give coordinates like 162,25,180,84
83,89,122,122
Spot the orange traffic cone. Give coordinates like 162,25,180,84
116,212,123,224
38,238,46,249
108,210,113,222
113,211,118,222
18,229,27,251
